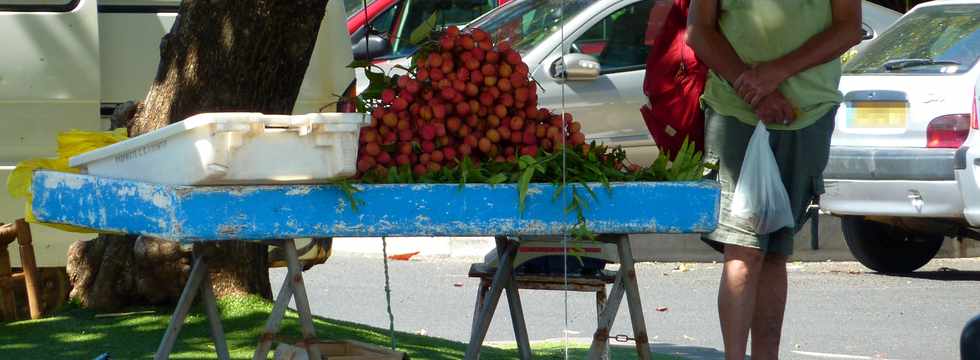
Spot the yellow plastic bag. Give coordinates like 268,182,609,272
7,128,129,232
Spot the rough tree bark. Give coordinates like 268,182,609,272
67,0,330,310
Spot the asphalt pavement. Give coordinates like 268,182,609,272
270,254,980,359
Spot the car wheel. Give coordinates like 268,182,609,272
841,216,944,273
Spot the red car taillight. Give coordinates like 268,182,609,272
927,114,971,148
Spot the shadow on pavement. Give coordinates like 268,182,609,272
609,343,736,360
883,269,980,281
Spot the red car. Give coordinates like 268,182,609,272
346,0,399,35
346,0,508,60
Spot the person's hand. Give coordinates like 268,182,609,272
734,62,789,107
754,91,797,125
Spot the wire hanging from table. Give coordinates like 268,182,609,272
381,236,398,351
361,0,398,352
558,0,570,358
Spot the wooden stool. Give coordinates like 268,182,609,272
468,251,618,359
0,219,43,321
468,262,616,325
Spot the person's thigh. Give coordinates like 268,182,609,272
702,107,767,252
766,107,838,255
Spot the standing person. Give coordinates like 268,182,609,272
686,1,862,359
641,0,708,158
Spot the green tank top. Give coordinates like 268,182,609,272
701,0,843,130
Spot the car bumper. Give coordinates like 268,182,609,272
822,146,963,218
823,146,957,181
955,145,980,226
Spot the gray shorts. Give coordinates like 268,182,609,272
701,106,837,256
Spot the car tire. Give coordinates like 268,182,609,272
841,216,944,273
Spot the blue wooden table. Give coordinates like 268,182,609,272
32,170,720,359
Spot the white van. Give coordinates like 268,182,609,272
0,0,355,268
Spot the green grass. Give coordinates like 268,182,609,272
0,295,683,359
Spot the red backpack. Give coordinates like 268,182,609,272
640,0,707,159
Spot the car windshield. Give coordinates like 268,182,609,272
468,0,593,54
389,0,498,58
845,4,980,75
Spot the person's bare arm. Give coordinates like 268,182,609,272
685,0,747,84
687,0,794,124
735,0,863,106
645,0,675,46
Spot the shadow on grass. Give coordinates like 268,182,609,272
0,295,689,359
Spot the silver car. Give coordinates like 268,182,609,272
361,0,900,165
822,1,980,273
474,0,902,166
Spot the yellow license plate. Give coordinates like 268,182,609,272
846,101,909,129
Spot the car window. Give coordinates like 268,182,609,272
390,0,496,58
571,1,652,74
344,0,375,18
846,4,980,75
0,0,76,11
470,0,593,55
370,2,400,37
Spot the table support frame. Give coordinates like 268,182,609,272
464,234,651,360
154,239,322,360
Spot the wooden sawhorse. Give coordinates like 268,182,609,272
465,235,652,359
154,238,324,360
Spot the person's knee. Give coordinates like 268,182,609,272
723,245,766,277
724,245,765,264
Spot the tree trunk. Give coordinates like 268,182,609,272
68,0,329,309
130,0,328,134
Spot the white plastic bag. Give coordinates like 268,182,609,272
730,122,795,234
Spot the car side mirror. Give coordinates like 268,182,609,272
861,23,875,41
352,34,391,61
551,53,601,81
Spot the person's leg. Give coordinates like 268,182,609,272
750,253,788,360
719,244,765,360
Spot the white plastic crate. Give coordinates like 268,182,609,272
69,112,369,185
